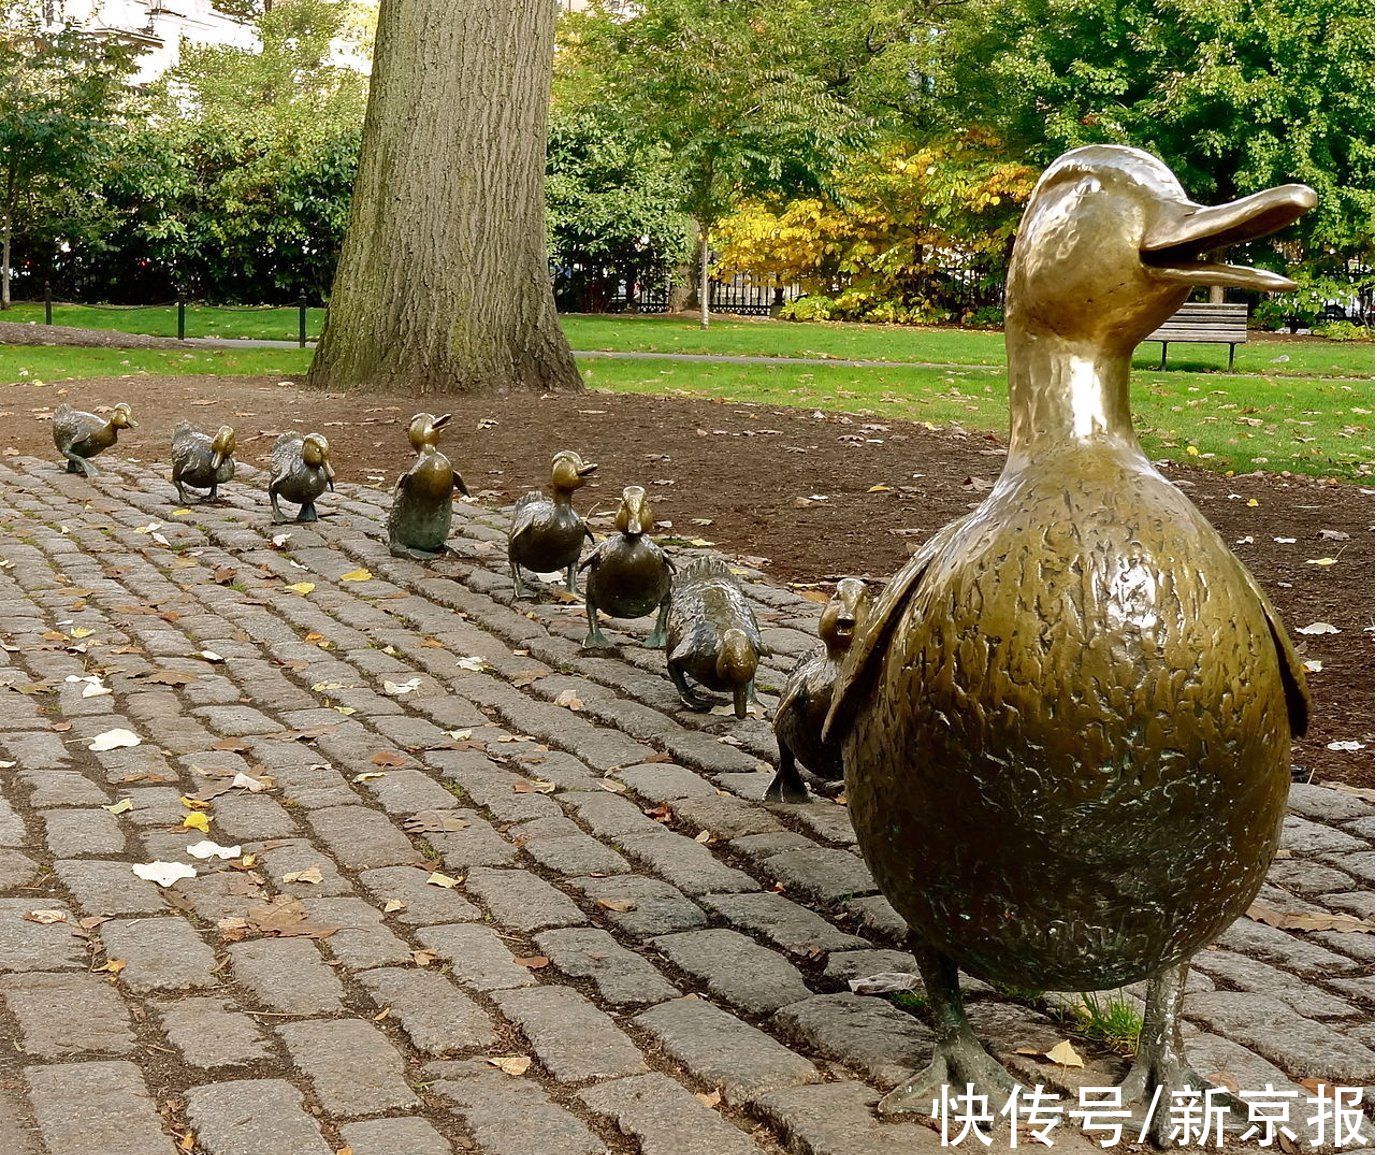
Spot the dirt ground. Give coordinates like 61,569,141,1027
1,372,1370,788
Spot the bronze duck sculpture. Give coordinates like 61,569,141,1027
171,422,236,504
268,432,335,524
580,485,675,649
666,555,763,719
52,402,136,476
387,412,469,558
508,450,597,596
766,577,870,803
825,146,1313,1135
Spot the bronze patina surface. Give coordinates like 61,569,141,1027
767,577,870,802
268,432,335,524
581,485,675,649
387,412,469,558
508,450,597,596
171,422,236,503
52,402,136,477
666,555,763,718
825,145,1313,1133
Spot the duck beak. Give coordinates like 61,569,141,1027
1141,184,1316,293
210,450,224,471
577,461,599,478
432,413,452,431
733,683,749,720
126,418,139,429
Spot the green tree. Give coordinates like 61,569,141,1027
0,3,138,307
561,0,876,326
936,0,1373,268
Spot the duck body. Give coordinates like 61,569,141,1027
844,446,1294,989
826,145,1313,1128
582,485,675,649
171,422,236,503
508,450,598,596
268,432,334,523
767,577,869,802
388,413,468,558
53,402,135,476
666,556,763,717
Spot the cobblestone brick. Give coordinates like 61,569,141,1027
465,867,588,932
306,804,417,869
358,966,497,1055
618,830,760,896
43,809,126,857
54,858,168,915
278,1018,419,1117
338,1117,452,1155
27,1061,173,1155
580,1072,764,1155
764,846,875,905
0,899,82,971
493,983,647,1082
416,923,537,992
510,816,631,876
359,865,482,925
652,928,812,1014
155,996,273,1069
703,891,868,956
536,927,679,1007
1,971,134,1058
635,996,820,1107
424,1059,605,1155
774,993,933,1089
567,875,707,937
185,1078,333,1155
98,916,218,992
753,1078,946,1155
229,937,345,1014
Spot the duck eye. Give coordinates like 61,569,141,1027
1076,177,1102,197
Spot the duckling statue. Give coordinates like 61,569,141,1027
268,432,334,524
387,412,469,559
508,450,597,596
52,402,136,476
580,486,675,649
824,146,1313,1136
766,578,870,803
170,422,236,504
665,556,763,719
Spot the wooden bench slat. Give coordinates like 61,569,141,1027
1141,301,1248,367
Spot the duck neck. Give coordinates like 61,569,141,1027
551,487,574,507
1004,322,1146,469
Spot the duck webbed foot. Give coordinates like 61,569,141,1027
390,541,444,561
645,600,670,649
1117,961,1249,1146
879,947,1017,1117
668,664,715,712
64,453,95,478
764,748,810,803
296,502,319,523
582,602,614,650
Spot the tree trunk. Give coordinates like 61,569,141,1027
308,0,580,394
1,166,14,311
698,223,710,330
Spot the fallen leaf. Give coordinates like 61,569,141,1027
1044,1040,1085,1068
411,949,440,967
181,812,211,833
1326,740,1365,752
426,871,461,889
553,689,584,711
383,899,406,914
488,1056,532,1077
96,958,126,975
282,866,324,885
340,568,373,582
1306,557,1338,567
1247,902,1374,934
596,898,637,913
867,483,893,493
695,1090,722,1109
383,678,422,697
102,799,134,816
21,909,68,924
133,861,197,887
404,812,470,834
513,779,557,794
89,728,141,752
598,779,628,794
1297,622,1340,635
353,772,387,783
456,656,488,672
370,750,409,768
186,840,242,861
849,972,921,994
515,955,550,969
197,650,225,663
284,582,315,595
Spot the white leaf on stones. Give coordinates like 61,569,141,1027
456,656,488,672
383,678,422,696
230,772,267,793
65,674,110,698
89,728,140,752
132,861,197,887
1326,740,1366,752
1297,622,1340,635
848,972,921,995
186,840,242,860
196,650,224,663
1303,660,1323,673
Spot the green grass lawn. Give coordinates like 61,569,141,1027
0,342,1367,481
7,302,1371,379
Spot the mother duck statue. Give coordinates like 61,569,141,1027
826,145,1313,1138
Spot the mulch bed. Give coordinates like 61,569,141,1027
0,320,188,349
0,372,1369,787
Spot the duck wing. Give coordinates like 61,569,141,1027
823,517,968,745
1230,556,1310,737
509,492,546,544
773,651,819,723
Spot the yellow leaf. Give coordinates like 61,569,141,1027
867,483,894,492
426,872,461,889
383,899,406,914
182,812,210,833
180,796,211,811
285,582,316,595
180,1132,196,1152
103,799,133,815
172,509,191,517
1045,1040,1084,1068
70,626,94,639
236,854,256,869
1246,498,1259,507
97,958,126,975
1306,557,1338,567
340,568,373,582
1185,445,1199,456
488,1056,532,1077
353,772,386,783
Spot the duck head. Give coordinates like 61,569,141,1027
110,403,137,430
408,412,451,450
717,628,759,719
1004,146,1314,458
302,433,335,489
615,486,654,536
819,577,870,657
210,426,236,471
550,450,598,495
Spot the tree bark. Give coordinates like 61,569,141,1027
2,164,15,311
308,0,580,394
698,222,710,330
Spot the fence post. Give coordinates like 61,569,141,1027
177,299,185,341
44,282,52,326
299,296,308,349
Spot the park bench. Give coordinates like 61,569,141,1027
1144,301,1248,369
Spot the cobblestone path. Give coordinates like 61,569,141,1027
0,456,1369,1155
